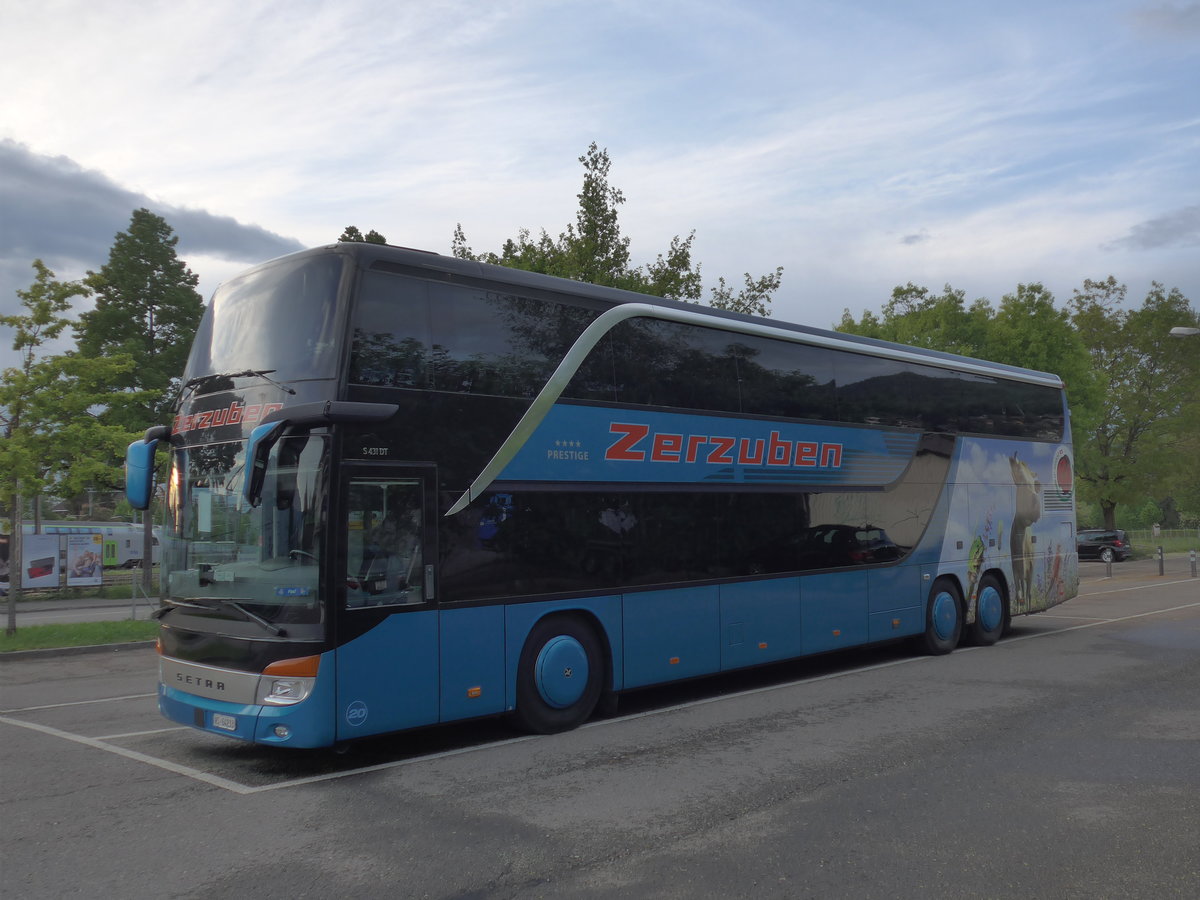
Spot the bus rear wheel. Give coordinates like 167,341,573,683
515,616,605,734
921,578,963,655
968,574,1008,646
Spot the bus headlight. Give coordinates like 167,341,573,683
256,655,320,706
259,677,315,706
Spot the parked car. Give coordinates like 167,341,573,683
1077,528,1133,563
796,524,904,569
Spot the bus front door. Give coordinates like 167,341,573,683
335,469,439,740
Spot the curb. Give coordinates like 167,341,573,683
0,640,157,663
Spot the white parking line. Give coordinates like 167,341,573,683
3,597,1198,794
1080,578,1197,597
0,714,257,794
995,600,1200,644
0,693,155,715
96,726,190,740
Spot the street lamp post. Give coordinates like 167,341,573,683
1169,327,1200,337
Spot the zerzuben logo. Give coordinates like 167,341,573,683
604,422,843,468
173,401,285,435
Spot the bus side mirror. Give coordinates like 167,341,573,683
125,426,171,510
242,401,399,507
244,420,288,508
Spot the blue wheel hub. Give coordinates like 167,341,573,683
978,585,1003,633
534,635,590,709
932,590,959,641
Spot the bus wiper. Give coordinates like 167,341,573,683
218,599,287,637
152,597,219,618
153,597,286,637
180,369,297,398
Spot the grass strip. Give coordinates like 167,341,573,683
0,620,158,653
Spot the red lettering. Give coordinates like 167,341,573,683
601,424,846,472
821,444,843,467
651,433,683,462
795,442,818,466
605,423,649,461
707,436,735,465
738,438,765,465
767,431,792,466
171,400,288,434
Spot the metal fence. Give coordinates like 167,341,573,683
1125,528,1200,543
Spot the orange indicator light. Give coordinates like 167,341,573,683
758,642,768,649
669,656,680,665
467,686,482,698
832,629,841,637
263,655,320,677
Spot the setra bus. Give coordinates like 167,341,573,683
126,242,1079,748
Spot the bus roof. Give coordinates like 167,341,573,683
231,243,1065,390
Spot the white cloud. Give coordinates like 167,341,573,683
1,0,1196,353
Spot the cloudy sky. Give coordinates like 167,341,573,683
2,0,1197,367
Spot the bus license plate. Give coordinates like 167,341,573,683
212,713,237,732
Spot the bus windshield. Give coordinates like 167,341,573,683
163,434,328,627
184,253,344,387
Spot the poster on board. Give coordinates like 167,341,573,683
66,533,104,587
22,534,60,589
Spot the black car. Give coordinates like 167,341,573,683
1077,529,1133,563
796,524,904,569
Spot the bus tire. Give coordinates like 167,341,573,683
921,578,963,655
515,616,605,734
968,574,1008,646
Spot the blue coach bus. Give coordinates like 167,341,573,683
126,242,1079,748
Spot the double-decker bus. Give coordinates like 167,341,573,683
126,242,1079,748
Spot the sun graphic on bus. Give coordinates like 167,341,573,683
1053,447,1073,496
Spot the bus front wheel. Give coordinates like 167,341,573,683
515,616,605,734
921,578,963,655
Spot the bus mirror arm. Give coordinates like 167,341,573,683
259,400,400,430
144,425,172,443
243,401,400,506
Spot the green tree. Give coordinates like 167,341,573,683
1071,277,1200,529
1,261,138,631
837,283,993,355
836,281,1095,402
452,143,783,316
339,226,388,244
985,283,1099,413
75,209,205,431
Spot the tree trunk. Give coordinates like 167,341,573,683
1101,499,1118,531
5,490,22,636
